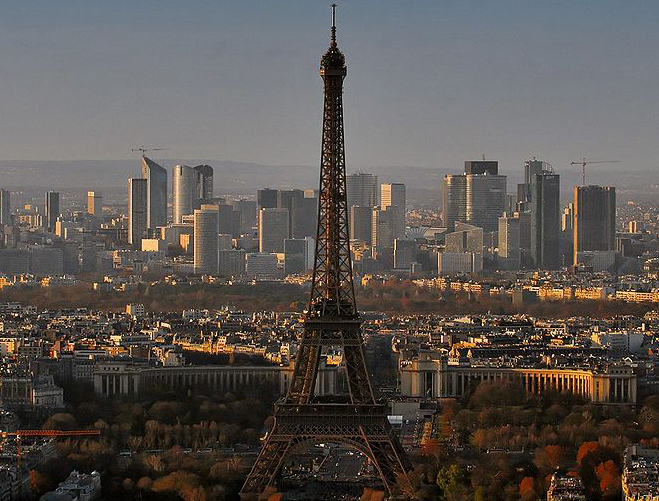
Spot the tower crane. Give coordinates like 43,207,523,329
0,429,101,467
131,146,168,158
569,158,620,186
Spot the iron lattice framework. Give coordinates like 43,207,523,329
240,7,411,499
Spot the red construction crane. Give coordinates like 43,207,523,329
1,429,101,467
569,158,620,186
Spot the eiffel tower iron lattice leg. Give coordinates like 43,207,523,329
240,6,411,499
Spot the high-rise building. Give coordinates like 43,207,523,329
438,252,483,274
194,164,214,200
574,185,616,265
530,171,560,269
346,173,378,209
173,164,215,224
0,190,10,225
277,189,304,238
393,239,416,270
194,205,219,274
440,174,467,231
284,238,308,275
349,206,372,244
44,191,60,232
258,208,289,253
257,189,279,210
218,204,240,237
441,162,507,232
445,222,484,254
291,196,318,239
141,156,167,231
128,179,147,245
87,191,102,217
464,175,506,233
498,212,521,269
172,165,198,224
525,159,544,186
232,200,258,234
562,203,575,232
245,252,279,280
219,249,246,277
516,158,544,206
372,206,395,252
464,160,498,175
218,233,233,251
381,183,406,240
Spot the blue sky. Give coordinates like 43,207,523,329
0,0,658,174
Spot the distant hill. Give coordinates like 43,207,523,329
0,160,656,205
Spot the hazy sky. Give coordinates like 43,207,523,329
1,0,658,174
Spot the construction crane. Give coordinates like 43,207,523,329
569,158,620,186
131,146,167,158
0,429,101,467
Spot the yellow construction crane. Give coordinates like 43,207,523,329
569,158,620,186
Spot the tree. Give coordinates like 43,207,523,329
43,412,78,430
596,460,621,499
518,477,537,501
136,477,153,490
576,441,601,465
30,470,52,495
437,464,468,495
534,445,565,473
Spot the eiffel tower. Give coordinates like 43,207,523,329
240,6,411,500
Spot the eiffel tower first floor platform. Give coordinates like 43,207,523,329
239,401,412,500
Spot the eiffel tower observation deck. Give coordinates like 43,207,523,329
240,5,411,500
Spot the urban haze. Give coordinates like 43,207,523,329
0,3,659,501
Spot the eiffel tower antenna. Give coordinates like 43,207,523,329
331,3,337,46
240,5,411,499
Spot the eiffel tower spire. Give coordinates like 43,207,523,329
240,6,411,498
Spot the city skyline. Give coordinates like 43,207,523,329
0,1,658,176
1,5,659,501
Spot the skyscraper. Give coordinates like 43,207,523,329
530,171,560,269
232,199,257,234
498,212,521,265
441,161,507,232
291,196,318,239
258,208,289,253
393,238,416,270
516,158,544,206
0,190,10,225
284,238,308,275
173,165,198,224
464,160,498,175
141,156,167,231
217,204,240,237
372,206,395,252
445,222,484,254
194,164,214,200
349,205,372,244
346,173,378,209
277,189,304,237
440,174,467,231
574,185,616,265
464,174,506,233
87,191,102,217
128,179,147,245
44,191,60,232
380,183,406,240
257,188,278,210
194,205,219,274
